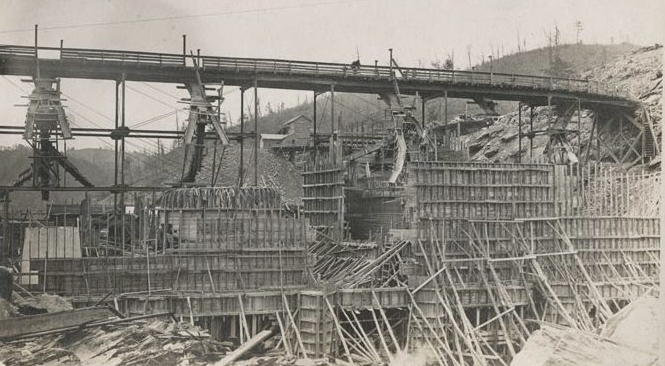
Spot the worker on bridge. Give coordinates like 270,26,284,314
350,59,361,73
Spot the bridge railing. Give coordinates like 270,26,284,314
61,48,183,66
0,45,184,67
0,44,624,99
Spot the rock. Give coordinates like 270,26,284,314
512,295,661,366
511,324,657,366
600,295,659,354
15,293,73,315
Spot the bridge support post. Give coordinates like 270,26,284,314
2,189,9,263
113,79,119,251
330,84,335,161
120,74,126,247
518,103,522,163
444,90,448,136
577,99,582,159
239,87,245,186
529,105,534,160
254,79,259,186
182,35,187,66
313,91,318,163
421,96,426,129
112,74,127,249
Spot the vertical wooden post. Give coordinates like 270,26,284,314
182,35,187,66
577,99,582,158
421,96,426,128
313,91,318,163
2,190,8,263
34,25,39,78
388,48,393,78
530,105,534,159
444,90,448,136
330,84,335,135
253,79,259,186
239,87,245,186
518,102,522,163
113,79,119,247
120,73,126,247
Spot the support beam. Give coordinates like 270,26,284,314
239,87,245,186
530,105,534,159
577,99,582,158
113,78,120,244
253,80,259,186
421,95,426,128
2,190,8,262
518,103,522,163
330,84,336,160
331,84,335,135
313,91,318,162
34,25,39,79
444,90,448,133
182,34,186,66
120,73,126,246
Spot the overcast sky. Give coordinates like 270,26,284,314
1,0,663,150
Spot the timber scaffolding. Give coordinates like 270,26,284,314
1,162,660,364
400,161,659,364
296,157,659,365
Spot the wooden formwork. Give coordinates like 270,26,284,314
402,160,660,364
158,186,312,251
25,187,313,297
297,291,334,358
553,163,660,216
302,150,345,239
29,250,309,296
412,161,555,221
159,210,310,251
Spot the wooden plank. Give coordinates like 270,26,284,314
0,307,113,339
214,329,274,366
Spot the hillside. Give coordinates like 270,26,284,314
472,43,639,77
0,147,151,212
461,45,663,164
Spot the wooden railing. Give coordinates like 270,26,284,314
0,44,627,98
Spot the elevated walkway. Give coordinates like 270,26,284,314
0,44,638,109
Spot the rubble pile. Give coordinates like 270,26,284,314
138,144,303,205
14,293,73,314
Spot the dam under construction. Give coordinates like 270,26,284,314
0,25,661,366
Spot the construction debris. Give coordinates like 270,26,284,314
215,329,275,366
0,317,232,366
0,306,113,340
